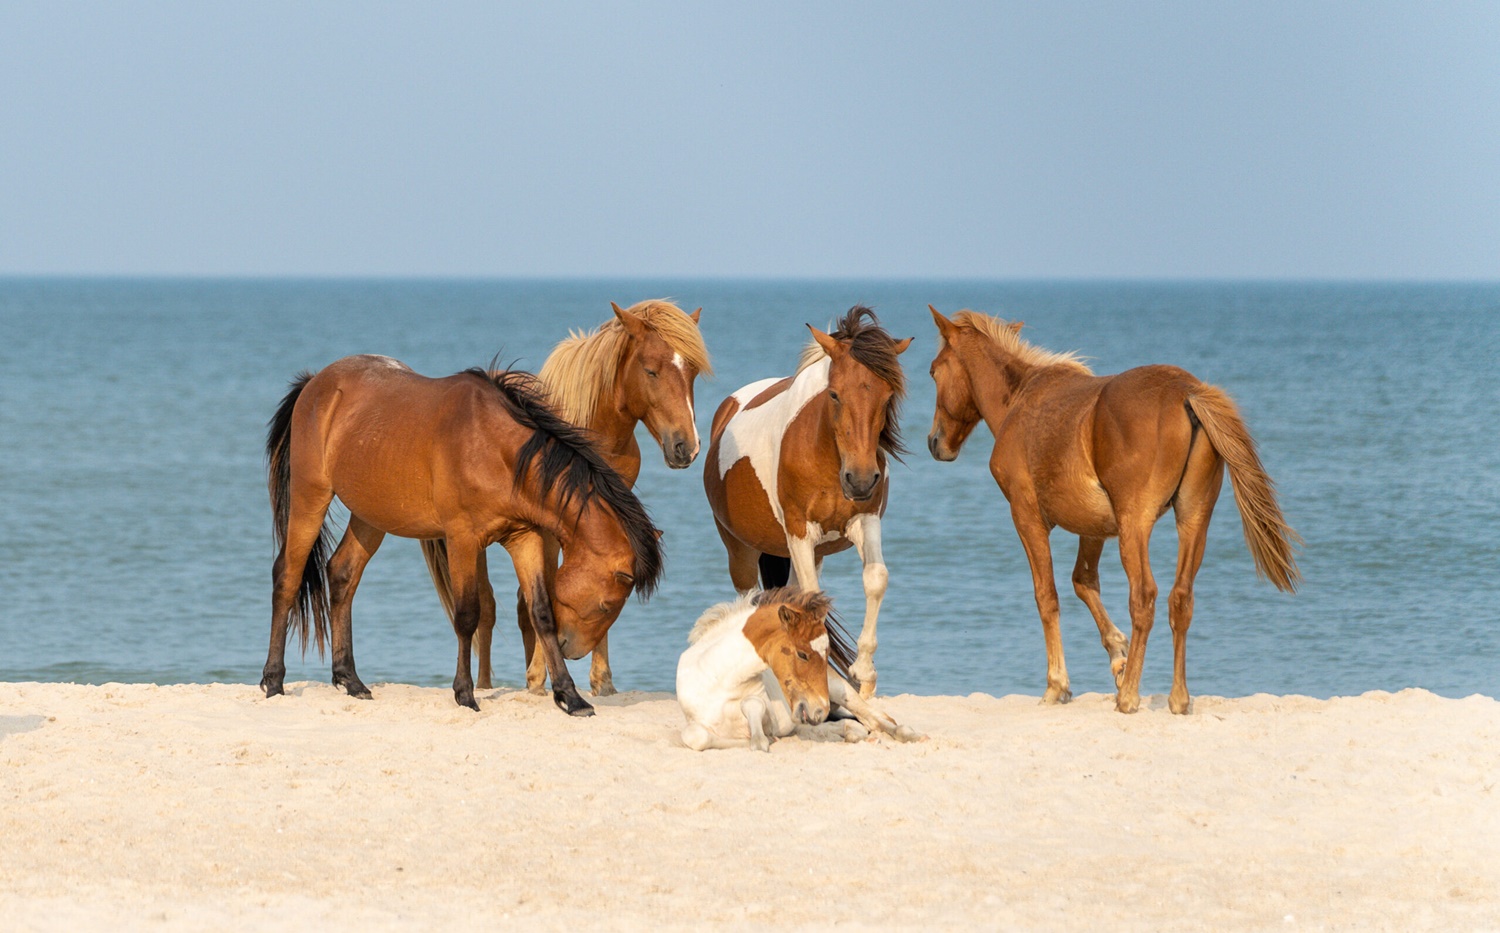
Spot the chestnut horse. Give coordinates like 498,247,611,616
420,300,710,695
261,355,663,716
926,307,1299,714
704,306,912,698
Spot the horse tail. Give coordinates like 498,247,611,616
266,372,334,656
421,538,457,622
822,608,858,682
1186,386,1301,593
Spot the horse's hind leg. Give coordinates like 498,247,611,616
1166,449,1225,714
1072,536,1128,688
714,518,762,594
438,534,486,711
326,516,384,699
262,484,334,697
1114,513,1160,714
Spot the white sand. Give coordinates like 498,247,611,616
1,682,1497,931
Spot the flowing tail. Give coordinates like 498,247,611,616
266,373,335,655
1186,386,1301,592
421,538,457,622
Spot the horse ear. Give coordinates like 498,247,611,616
807,324,841,357
778,604,798,629
1008,320,1024,335
892,336,914,355
612,303,650,339
690,307,702,324
929,305,957,340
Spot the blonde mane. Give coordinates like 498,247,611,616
688,592,758,645
538,299,713,428
950,310,1093,375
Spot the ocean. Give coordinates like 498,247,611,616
1,279,1496,700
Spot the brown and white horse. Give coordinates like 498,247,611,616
926,307,1299,714
261,355,663,716
422,300,710,695
704,306,912,698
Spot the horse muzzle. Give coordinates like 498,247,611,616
840,469,881,501
792,700,830,726
928,432,958,462
661,432,698,470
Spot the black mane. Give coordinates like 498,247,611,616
462,366,663,597
832,305,908,459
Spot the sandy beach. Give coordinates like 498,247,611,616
1,682,1497,931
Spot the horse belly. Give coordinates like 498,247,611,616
1038,478,1119,538
712,456,788,555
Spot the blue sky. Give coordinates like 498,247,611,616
1,2,1496,278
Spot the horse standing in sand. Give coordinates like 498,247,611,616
262,355,663,716
421,300,710,696
925,307,1299,714
677,588,913,750
704,306,912,699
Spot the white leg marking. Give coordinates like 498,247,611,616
846,513,888,697
787,527,822,592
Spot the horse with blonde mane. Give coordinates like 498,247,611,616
262,355,662,716
926,307,1299,714
421,300,710,695
704,306,912,699
676,588,915,750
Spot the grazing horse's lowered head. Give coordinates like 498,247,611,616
801,306,913,501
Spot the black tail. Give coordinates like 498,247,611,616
266,373,334,656
822,608,857,683
758,553,791,589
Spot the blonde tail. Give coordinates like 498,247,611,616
1186,386,1301,592
420,538,457,621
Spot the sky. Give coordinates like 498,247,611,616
1,2,1497,279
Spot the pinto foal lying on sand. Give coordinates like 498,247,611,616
676,589,920,751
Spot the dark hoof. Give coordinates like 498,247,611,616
260,677,284,698
454,690,480,711
334,674,371,699
554,690,595,717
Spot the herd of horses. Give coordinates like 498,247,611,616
261,298,1299,740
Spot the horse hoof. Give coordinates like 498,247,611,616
1115,695,1140,714
1169,695,1191,715
455,692,480,711
527,683,548,697
554,691,595,717
591,681,617,698
1042,687,1073,705
260,679,284,698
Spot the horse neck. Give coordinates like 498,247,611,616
542,357,643,483
696,614,772,689
967,341,1034,432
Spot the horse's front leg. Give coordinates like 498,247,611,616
741,694,772,752
1011,506,1071,704
504,531,593,717
844,513,889,699
440,534,484,711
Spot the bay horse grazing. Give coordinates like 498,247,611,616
704,306,912,698
420,300,710,696
926,307,1300,714
676,588,916,750
261,355,663,716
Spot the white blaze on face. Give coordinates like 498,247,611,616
716,358,831,530
810,633,830,658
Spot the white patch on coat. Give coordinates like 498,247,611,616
716,357,831,529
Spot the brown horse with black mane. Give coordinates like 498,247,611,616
927,307,1298,714
421,299,710,696
261,354,663,716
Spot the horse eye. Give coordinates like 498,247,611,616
829,390,840,403
614,571,634,587
645,368,658,378
797,651,810,661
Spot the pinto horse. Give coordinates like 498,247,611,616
704,306,912,698
676,588,918,750
926,307,1299,714
421,300,709,696
261,355,663,715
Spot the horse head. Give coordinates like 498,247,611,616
612,301,708,470
927,305,987,461
747,590,834,726
550,504,663,660
807,308,912,502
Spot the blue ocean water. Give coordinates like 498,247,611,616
0,279,1496,700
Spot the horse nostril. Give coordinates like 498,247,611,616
928,434,939,454
870,471,880,486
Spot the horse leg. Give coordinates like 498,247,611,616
1114,514,1160,714
516,585,547,694
1072,536,1128,688
504,532,593,717
1011,508,1071,704
714,518,761,594
261,485,334,697
326,516,384,699
439,534,484,711
588,636,616,697
742,694,772,752
843,513,889,699
786,531,820,592
1166,448,1225,714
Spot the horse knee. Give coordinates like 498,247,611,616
681,723,713,751
862,561,888,600
1168,587,1194,630
1071,569,1097,600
